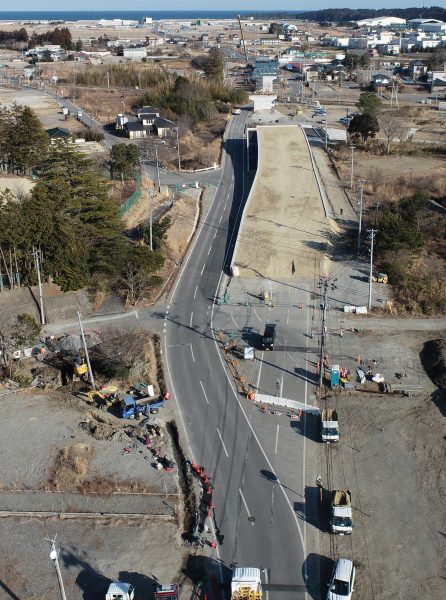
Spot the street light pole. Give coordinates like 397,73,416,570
149,189,153,251
324,108,328,151
46,536,68,600
349,144,355,190
367,229,377,311
357,178,366,256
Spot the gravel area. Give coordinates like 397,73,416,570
317,329,446,600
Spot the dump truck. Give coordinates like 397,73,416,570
331,489,353,535
105,582,134,600
231,567,262,599
120,394,165,419
320,409,339,442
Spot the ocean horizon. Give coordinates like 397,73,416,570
0,10,305,22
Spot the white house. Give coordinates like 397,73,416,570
123,47,147,60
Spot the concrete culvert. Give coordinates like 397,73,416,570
420,339,446,389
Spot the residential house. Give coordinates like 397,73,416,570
46,127,71,142
123,47,147,60
429,68,446,93
153,117,177,138
371,73,392,90
137,106,160,126
124,121,146,139
409,59,427,79
122,107,177,139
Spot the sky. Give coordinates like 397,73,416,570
2,1,441,11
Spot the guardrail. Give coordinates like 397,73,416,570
120,174,141,217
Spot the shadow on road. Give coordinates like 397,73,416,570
290,412,321,443
303,553,334,600
0,580,20,600
182,555,232,600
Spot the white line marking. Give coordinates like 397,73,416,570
208,245,212,255
135,312,139,320
286,309,290,325
200,380,210,405
216,427,229,458
253,307,262,322
189,312,193,327
275,424,280,454
189,344,195,362
200,264,205,276
219,216,223,223
239,488,254,524
193,286,198,300
224,203,227,209
264,569,270,600
165,310,169,315
256,351,264,392
230,313,239,328
213,230,217,239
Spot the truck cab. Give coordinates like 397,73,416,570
321,409,339,443
262,324,276,350
331,489,353,535
105,582,134,600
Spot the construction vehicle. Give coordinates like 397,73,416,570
231,567,262,599
154,583,179,599
120,394,165,419
320,409,340,442
105,582,134,600
371,272,388,284
331,489,353,535
82,385,119,409
73,353,88,377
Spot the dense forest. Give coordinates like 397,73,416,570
0,26,72,50
250,7,446,23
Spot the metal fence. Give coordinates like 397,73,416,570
120,174,141,217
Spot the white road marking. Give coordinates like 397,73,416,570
274,424,280,454
193,286,198,300
230,313,239,328
165,310,169,315
213,230,217,239
208,245,212,255
256,351,264,391
189,312,193,327
224,203,227,209
253,307,262,322
216,427,229,458
286,309,290,325
200,264,205,276
219,216,223,223
190,344,195,362
135,312,139,320
239,488,254,525
264,569,270,600
200,380,210,405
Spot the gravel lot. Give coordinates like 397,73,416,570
317,328,446,600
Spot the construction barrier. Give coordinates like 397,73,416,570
254,393,319,414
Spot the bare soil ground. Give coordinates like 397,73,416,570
233,125,333,280
0,174,35,196
318,328,446,600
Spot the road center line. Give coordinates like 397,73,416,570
200,380,210,405
200,264,205,276
286,308,290,325
189,344,195,362
219,216,223,223
189,312,193,327
213,230,217,239
216,427,229,458
239,488,254,524
274,424,280,454
230,313,239,328
208,245,212,255
193,286,197,300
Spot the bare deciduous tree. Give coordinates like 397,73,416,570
379,112,404,154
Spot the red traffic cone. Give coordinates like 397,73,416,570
210,499,215,509
207,486,212,495
204,474,209,484
211,541,217,549
208,509,212,518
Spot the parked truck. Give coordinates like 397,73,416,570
120,394,165,419
331,489,353,535
320,409,340,442
231,567,262,599
105,582,134,600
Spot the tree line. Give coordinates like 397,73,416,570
0,106,166,304
0,26,72,50
296,7,446,23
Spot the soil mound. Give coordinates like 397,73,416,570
420,339,446,389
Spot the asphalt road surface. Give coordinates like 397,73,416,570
164,111,312,598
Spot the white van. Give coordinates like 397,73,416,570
327,559,356,600
232,108,241,115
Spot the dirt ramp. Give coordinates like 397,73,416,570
421,338,446,389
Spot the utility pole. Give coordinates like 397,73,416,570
45,536,68,600
77,311,95,389
33,247,46,325
176,128,181,171
318,276,337,387
357,178,367,256
367,229,378,311
349,144,355,190
324,109,328,151
155,144,161,192
148,189,153,251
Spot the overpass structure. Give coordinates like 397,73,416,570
232,125,332,281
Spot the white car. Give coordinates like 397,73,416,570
327,559,356,600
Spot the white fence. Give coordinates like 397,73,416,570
254,393,319,414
